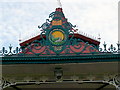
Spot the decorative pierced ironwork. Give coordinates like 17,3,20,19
0,8,119,56
103,74,120,90
0,78,12,89
0,42,120,56
1,75,120,90
99,41,120,53
16,8,100,56
0,45,21,56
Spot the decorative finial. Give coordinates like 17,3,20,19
57,0,62,8
19,32,22,42
98,34,101,41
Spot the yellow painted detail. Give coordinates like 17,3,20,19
52,20,62,25
52,31,64,40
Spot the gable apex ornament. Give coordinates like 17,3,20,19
19,7,100,56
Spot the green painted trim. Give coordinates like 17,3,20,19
1,54,120,64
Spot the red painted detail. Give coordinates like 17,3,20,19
20,42,99,55
62,25,65,28
56,8,63,12
20,33,100,47
20,7,100,47
62,17,65,20
69,34,100,46
20,35,46,46
74,30,77,32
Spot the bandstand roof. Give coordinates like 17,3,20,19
1,7,119,63
1,5,120,90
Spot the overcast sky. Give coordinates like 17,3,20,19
0,0,119,50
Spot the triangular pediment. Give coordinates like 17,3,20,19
19,8,100,56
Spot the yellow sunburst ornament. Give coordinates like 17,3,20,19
52,31,64,40
49,29,66,45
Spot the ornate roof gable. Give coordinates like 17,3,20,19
19,8,100,56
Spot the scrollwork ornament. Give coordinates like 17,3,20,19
108,44,117,53
113,75,120,86
1,78,11,89
1,47,8,56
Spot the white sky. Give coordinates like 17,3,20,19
0,0,119,49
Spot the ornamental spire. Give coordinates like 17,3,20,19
57,0,62,8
